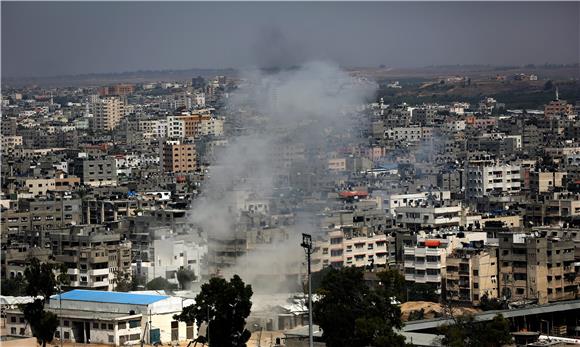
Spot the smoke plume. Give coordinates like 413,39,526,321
189,61,376,292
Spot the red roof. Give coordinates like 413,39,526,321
339,191,368,198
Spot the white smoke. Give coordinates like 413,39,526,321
188,61,376,292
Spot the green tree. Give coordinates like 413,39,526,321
146,277,178,291
313,267,406,347
377,269,406,303
174,275,253,347
479,294,504,311
440,314,513,347
113,269,133,292
176,268,196,290
20,258,69,347
1,273,27,296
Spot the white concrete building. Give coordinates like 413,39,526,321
312,229,396,272
381,191,451,217
5,290,194,346
466,163,521,199
403,232,487,293
166,116,185,138
136,238,207,287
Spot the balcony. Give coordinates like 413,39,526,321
89,268,110,276
425,275,442,283
426,261,441,269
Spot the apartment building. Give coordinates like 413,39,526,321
312,229,396,272
162,141,196,173
137,119,167,138
498,232,576,305
22,177,56,196
1,198,83,246
395,202,462,231
466,163,521,199
137,238,207,286
2,246,52,280
72,157,118,187
545,98,575,119
525,192,580,226
1,135,23,148
403,232,487,294
446,247,498,305
382,191,451,217
51,225,132,291
166,114,223,139
385,126,433,143
403,237,449,294
98,84,135,97
529,171,567,193
93,97,124,131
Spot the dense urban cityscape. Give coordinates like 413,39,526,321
2,2,580,347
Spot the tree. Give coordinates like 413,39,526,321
440,314,512,347
176,268,196,290
1,273,27,296
479,294,504,311
113,269,133,292
174,275,253,347
146,277,178,291
313,267,406,347
377,269,406,303
20,258,69,347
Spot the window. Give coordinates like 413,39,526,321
19,328,25,335
109,335,114,343
10,316,16,323
64,332,70,339
108,324,114,330
93,322,99,329
118,322,127,330
11,327,16,335
129,320,140,328
101,323,107,330
64,320,69,327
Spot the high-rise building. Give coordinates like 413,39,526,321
446,247,498,305
93,97,124,131
498,232,576,304
466,162,521,199
162,141,196,173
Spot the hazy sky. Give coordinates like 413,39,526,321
2,2,579,78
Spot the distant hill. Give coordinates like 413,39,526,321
1,68,238,88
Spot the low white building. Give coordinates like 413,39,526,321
5,290,194,346
382,191,451,217
135,238,207,287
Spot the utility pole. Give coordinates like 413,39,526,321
59,289,63,347
301,233,314,347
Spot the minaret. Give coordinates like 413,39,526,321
555,87,559,101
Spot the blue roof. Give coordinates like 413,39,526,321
52,290,169,305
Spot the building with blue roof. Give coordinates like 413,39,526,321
5,289,194,346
